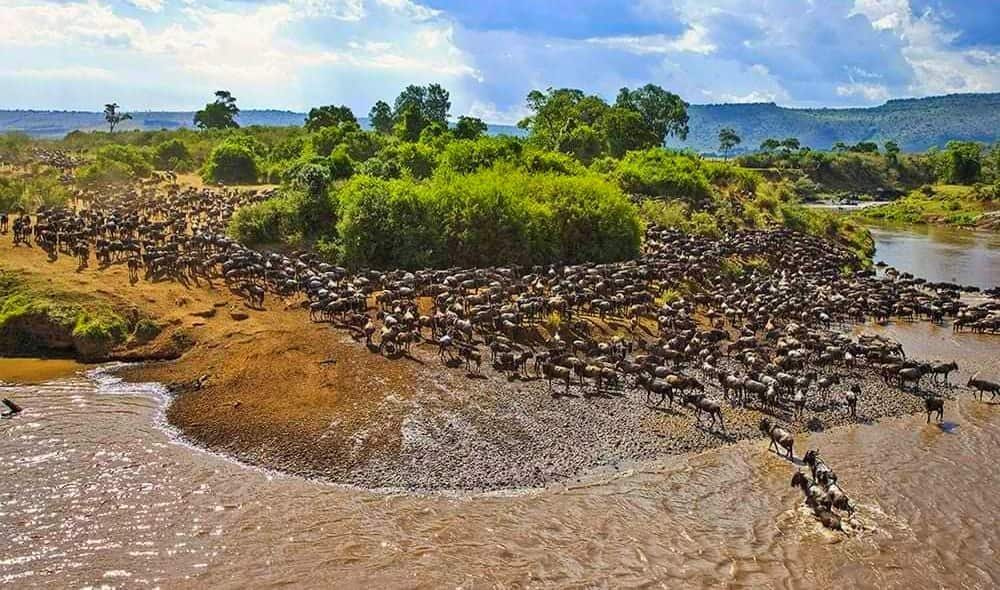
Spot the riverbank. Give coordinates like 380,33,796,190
852,184,999,229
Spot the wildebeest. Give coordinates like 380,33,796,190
759,418,794,459
924,396,945,423
967,374,1000,401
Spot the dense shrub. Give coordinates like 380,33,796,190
227,195,300,245
0,172,70,212
334,166,641,269
614,149,712,206
202,139,259,184
438,136,522,175
77,144,153,186
153,138,192,171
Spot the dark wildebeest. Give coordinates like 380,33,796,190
924,396,945,424
845,383,860,418
967,374,1000,401
930,361,958,386
760,418,794,459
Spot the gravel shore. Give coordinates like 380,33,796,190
158,327,976,493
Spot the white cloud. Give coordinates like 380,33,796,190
851,0,1000,97
129,0,163,13
586,24,716,55
464,100,530,125
836,82,891,101
0,66,115,80
0,0,145,47
0,0,481,105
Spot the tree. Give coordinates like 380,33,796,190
600,107,647,158
194,90,240,129
849,141,879,153
832,141,849,153
393,104,428,143
202,138,257,183
391,83,451,131
369,101,394,134
305,105,358,132
153,138,191,171
453,115,488,140
884,140,900,164
717,127,741,161
780,137,801,153
104,103,132,133
518,88,609,153
940,141,982,184
423,83,451,124
614,84,689,142
760,138,781,152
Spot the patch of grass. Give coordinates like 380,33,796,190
0,271,132,358
853,184,993,227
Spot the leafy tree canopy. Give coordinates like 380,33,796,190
194,90,240,130
453,115,488,140
368,100,394,135
305,105,358,132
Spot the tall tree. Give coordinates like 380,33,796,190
600,107,646,158
369,100,394,134
780,137,800,153
760,138,781,152
423,83,451,124
717,127,741,161
884,140,900,163
518,88,608,153
393,105,428,143
193,90,240,129
104,103,132,133
305,105,358,132
614,84,689,143
453,115,487,140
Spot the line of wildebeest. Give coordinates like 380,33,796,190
4,179,1000,527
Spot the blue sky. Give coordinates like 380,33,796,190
1,0,998,122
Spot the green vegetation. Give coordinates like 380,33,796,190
0,271,138,359
194,90,240,130
853,184,998,227
202,137,260,184
77,144,153,187
738,145,936,199
3,81,903,269
0,170,70,211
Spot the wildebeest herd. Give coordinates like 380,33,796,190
4,179,1000,509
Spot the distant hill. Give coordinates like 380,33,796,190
2,92,998,152
668,93,1000,153
0,109,525,140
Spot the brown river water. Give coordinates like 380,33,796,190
2,227,999,589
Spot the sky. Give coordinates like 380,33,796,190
1,0,999,123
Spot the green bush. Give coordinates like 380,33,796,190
78,144,153,186
227,195,298,244
202,139,259,184
0,172,70,212
438,136,522,175
153,138,192,171
334,166,640,269
614,149,713,206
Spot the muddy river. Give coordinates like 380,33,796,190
868,223,1000,290
1,333,998,589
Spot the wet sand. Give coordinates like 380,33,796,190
0,358,87,384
